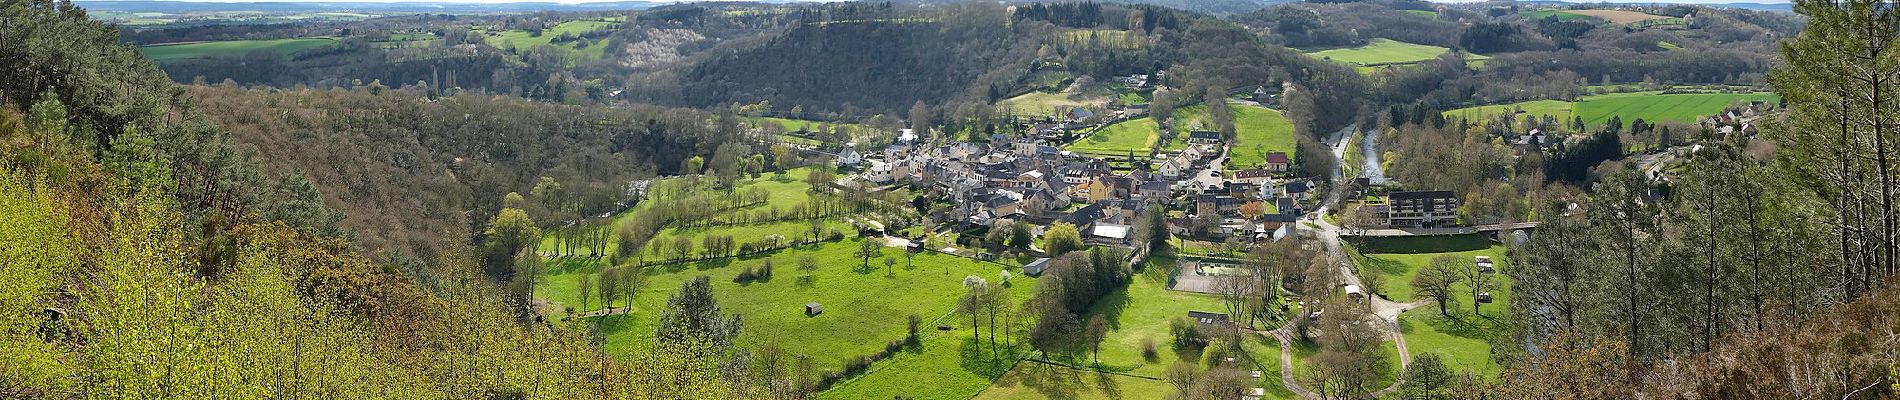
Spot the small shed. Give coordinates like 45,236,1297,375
805,302,824,316
1344,284,1364,299
1022,258,1052,276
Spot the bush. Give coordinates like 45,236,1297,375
1141,337,1160,361
907,314,923,344
1170,317,1206,350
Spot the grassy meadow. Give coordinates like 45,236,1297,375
140,37,337,62
1227,104,1298,168
481,19,617,61
1443,91,1779,129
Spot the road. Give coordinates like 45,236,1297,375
1268,124,1426,398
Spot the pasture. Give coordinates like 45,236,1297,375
1573,92,1779,127
567,238,1032,370
1064,117,1162,158
1343,234,1513,379
140,37,337,62
1227,104,1299,168
1442,91,1778,129
481,19,617,60
1402,9,1438,19
1519,9,1598,21
1564,9,1675,24
1307,38,1486,68
1002,90,1113,117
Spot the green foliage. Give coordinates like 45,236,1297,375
1043,222,1084,256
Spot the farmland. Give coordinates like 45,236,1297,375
1304,39,1491,73
139,37,337,62
480,19,618,61
1443,91,1779,129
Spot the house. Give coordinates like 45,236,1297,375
1196,195,1241,217
1114,74,1151,88
1067,107,1096,122
837,148,864,167
1284,180,1311,200
1188,130,1223,145
1251,86,1275,104
1232,169,1274,185
1089,223,1132,246
863,160,895,184
1137,180,1172,200
1158,155,1192,179
1276,197,1300,216
1264,152,1292,172
1383,190,1460,228
897,128,919,143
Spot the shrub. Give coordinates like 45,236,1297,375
1141,337,1160,361
1170,317,1206,350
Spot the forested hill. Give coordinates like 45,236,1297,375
639,4,1042,115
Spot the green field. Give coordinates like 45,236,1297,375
1002,90,1113,117
1573,92,1779,127
1443,91,1779,129
482,19,617,61
1227,104,1298,168
820,329,1023,399
1306,38,1487,68
1520,9,1597,21
1342,235,1512,379
1065,117,1162,157
559,238,1032,371
140,37,338,62
1402,9,1439,18
974,364,1178,400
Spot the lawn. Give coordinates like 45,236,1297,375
1003,90,1113,117
819,329,1024,399
1066,117,1161,157
568,238,1033,372
140,37,338,62
1398,308,1506,379
1341,234,1506,302
974,363,1176,400
536,171,826,257
483,19,617,60
1402,9,1438,18
1227,104,1298,168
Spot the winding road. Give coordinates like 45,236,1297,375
1265,124,1427,399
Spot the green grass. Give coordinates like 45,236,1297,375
1520,9,1597,21
1443,91,1779,130
1073,260,1232,377
567,239,1031,372
1226,103,1298,168
974,363,1177,400
1003,90,1112,117
1065,118,1161,157
1398,308,1505,379
1402,9,1439,18
482,19,616,61
1573,92,1780,128
140,37,338,62
1341,235,1504,302
820,330,1024,399
1306,38,1484,68
537,171,826,259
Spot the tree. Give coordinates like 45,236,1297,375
855,238,883,271
960,276,989,338
1008,221,1033,249
1085,314,1108,366
1412,255,1464,317
621,265,648,312
1398,353,1455,399
600,267,621,311
909,100,931,134
656,276,743,348
508,249,544,306
483,208,541,278
883,256,897,276
798,255,819,278
1043,222,1084,256
1239,201,1266,220
684,156,705,176
1165,360,1201,398
579,273,595,313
